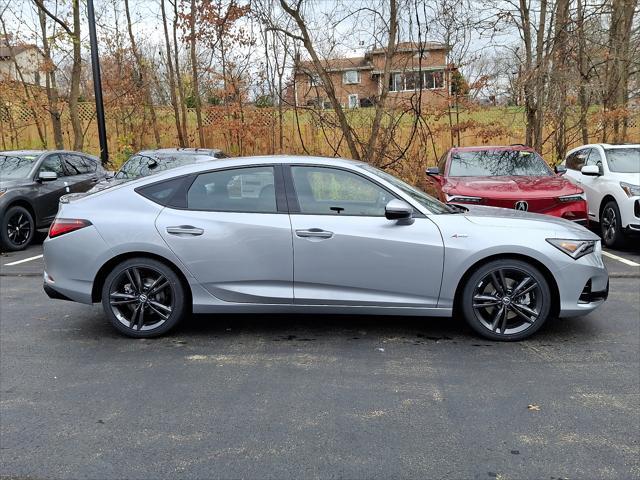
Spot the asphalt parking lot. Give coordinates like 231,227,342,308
1,240,639,479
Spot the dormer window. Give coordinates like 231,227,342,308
343,70,361,85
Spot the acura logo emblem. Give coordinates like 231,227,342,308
515,201,528,211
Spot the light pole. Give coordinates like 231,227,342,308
86,0,108,165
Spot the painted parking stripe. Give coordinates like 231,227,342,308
602,251,640,267
3,254,44,266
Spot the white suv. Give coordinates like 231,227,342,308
562,144,639,248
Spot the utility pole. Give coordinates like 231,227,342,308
87,0,109,165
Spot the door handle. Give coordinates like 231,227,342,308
90,177,99,183
295,228,333,239
166,225,204,236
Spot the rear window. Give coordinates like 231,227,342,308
136,176,190,208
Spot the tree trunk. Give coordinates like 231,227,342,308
124,0,160,147
518,0,535,147
532,0,547,153
69,0,83,151
363,0,397,164
576,0,589,144
172,0,189,145
189,0,205,147
161,0,185,147
279,0,360,160
552,0,569,161
38,7,64,149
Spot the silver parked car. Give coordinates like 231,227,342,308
42,156,608,341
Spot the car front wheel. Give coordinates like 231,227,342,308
0,205,35,252
600,200,626,249
461,259,552,341
101,257,187,338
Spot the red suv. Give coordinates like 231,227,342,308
425,145,588,224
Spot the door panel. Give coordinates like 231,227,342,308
579,149,602,219
286,165,444,306
290,215,444,306
156,210,293,303
155,166,293,304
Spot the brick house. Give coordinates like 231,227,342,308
291,42,451,109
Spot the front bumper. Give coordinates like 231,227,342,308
620,196,640,231
554,248,609,318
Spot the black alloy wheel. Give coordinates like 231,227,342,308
1,206,34,251
461,259,551,341
102,258,186,338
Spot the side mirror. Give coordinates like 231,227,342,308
426,167,440,176
38,171,57,182
147,159,158,169
581,165,600,176
555,165,567,175
385,199,413,221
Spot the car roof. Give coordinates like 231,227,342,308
0,149,100,156
136,148,225,157
596,143,640,149
450,145,535,152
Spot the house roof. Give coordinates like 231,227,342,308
371,41,447,53
296,56,371,74
0,44,38,60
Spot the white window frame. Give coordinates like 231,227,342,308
309,74,322,86
389,70,445,92
343,70,361,85
348,94,359,109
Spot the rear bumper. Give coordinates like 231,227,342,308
43,283,74,302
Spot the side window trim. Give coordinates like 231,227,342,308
37,153,66,178
181,164,282,214
283,164,402,217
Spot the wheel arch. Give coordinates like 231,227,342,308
599,194,617,222
91,251,193,308
3,198,37,224
452,253,560,318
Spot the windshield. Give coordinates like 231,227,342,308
605,148,639,173
0,154,39,180
360,164,454,214
448,150,553,177
116,154,209,180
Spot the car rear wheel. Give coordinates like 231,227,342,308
101,258,187,338
461,259,552,341
600,200,626,249
0,205,35,252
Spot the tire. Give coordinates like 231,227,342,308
101,257,187,338
460,259,552,341
600,200,626,249
0,205,35,252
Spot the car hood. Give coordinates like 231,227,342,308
604,171,640,184
461,205,598,239
0,178,32,190
443,175,581,198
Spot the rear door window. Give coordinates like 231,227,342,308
187,166,277,213
63,154,91,175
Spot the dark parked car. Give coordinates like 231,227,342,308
87,148,228,194
0,150,109,251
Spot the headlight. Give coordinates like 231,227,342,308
620,182,640,198
546,238,597,260
558,192,586,202
445,194,483,203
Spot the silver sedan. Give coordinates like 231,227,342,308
42,156,609,340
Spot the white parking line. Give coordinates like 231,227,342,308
3,254,44,266
602,251,640,267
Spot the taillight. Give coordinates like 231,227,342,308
49,218,92,238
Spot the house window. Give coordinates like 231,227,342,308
348,94,359,109
388,70,445,91
343,70,360,84
423,70,444,89
389,73,403,92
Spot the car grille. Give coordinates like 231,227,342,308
482,197,560,213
